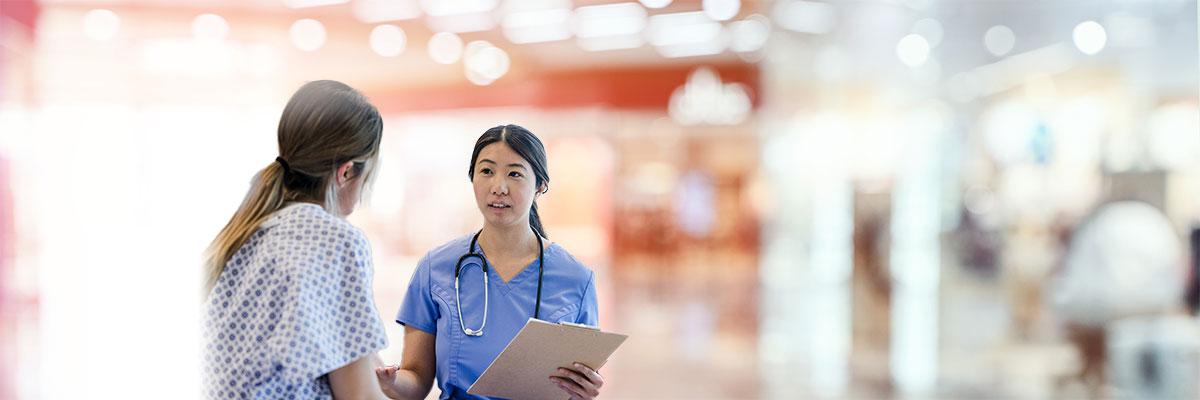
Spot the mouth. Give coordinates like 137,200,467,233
487,202,512,209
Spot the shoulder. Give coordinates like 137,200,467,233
265,204,372,272
417,234,474,271
546,243,594,286
267,203,370,260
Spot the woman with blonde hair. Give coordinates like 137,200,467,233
203,80,391,399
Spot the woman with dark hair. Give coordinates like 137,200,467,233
375,125,605,399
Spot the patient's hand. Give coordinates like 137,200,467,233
374,365,404,399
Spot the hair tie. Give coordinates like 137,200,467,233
275,156,291,173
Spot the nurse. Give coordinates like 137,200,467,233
375,124,605,399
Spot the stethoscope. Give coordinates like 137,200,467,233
454,229,545,337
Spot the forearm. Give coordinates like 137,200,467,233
385,369,433,400
378,327,437,400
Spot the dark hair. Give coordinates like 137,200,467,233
468,124,550,238
205,80,383,290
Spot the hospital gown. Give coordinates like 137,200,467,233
204,203,388,399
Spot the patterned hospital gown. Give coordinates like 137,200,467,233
204,202,388,399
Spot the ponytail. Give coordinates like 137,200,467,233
203,161,287,292
529,200,547,238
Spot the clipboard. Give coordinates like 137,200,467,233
467,318,628,400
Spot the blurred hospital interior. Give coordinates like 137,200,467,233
1,0,1200,398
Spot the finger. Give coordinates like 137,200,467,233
376,366,398,378
572,363,604,388
551,377,588,399
555,367,590,387
556,367,599,397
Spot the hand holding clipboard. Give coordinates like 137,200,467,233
468,319,628,400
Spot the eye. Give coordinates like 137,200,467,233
509,171,523,178
479,168,493,175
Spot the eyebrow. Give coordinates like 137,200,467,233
477,159,529,171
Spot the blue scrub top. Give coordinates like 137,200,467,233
396,234,599,400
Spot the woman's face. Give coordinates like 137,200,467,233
472,142,542,230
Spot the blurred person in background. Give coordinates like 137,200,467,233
1051,200,1200,399
203,80,392,399
375,125,604,400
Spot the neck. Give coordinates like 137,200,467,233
478,223,538,259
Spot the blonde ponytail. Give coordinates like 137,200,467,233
203,161,288,292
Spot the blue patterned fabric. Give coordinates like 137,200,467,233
204,203,388,399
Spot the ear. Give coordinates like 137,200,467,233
535,183,548,198
335,161,356,187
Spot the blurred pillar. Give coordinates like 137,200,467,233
757,115,854,398
805,160,854,396
757,27,854,395
889,103,949,395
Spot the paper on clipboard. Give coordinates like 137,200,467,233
467,318,627,400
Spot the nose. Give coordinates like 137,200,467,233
490,178,508,196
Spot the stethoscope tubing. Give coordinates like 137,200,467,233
454,229,544,337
